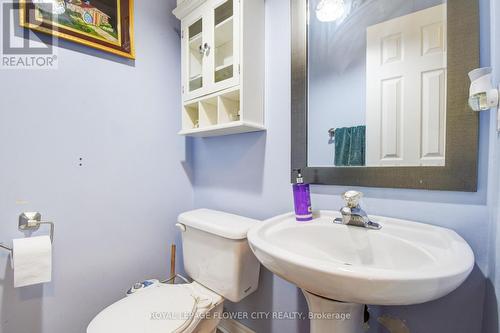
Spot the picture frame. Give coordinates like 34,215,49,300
19,0,135,59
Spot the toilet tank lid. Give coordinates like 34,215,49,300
178,209,259,240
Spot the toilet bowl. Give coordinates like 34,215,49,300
87,281,223,333
87,209,260,333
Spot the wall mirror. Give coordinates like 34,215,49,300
291,0,480,191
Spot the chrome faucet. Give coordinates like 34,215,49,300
334,191,381,230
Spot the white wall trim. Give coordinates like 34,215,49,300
218,318,256,333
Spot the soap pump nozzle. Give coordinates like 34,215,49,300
293,168,304,184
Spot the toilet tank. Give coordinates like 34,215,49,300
177,209,260,302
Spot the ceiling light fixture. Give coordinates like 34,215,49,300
315,0,346,22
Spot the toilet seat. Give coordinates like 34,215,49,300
87,282,223,333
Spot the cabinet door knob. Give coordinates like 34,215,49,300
203,43,211,56
198,43,210,56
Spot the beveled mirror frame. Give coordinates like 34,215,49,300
291,0,480,191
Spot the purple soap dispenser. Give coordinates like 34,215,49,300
293,169,313,222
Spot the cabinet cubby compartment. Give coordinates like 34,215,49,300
178,86,263,136
182,103,199,129
199,97,218,127
181,91,239,131
218,90,240,123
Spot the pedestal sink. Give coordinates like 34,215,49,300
247,211,474,333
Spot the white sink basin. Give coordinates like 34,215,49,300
247,211,474,306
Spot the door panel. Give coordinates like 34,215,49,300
421,69,446,161
208,0,240,93
182,11,208,101
366,4,447,166
380,77,403,161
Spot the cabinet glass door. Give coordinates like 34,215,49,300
212,0,238,88
187,18,204,93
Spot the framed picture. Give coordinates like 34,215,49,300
20,0,135,59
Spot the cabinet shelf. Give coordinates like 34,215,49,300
188,75,203,91
179,120,265,137
215,17,233,47
215,16,232,30
215,64,233,82
189,33,201,42
215,64,232,71
189,74,202,81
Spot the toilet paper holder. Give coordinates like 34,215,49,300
0,212,55,254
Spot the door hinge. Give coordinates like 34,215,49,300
238,64,241,74
182,85,185,94
181,30,184,39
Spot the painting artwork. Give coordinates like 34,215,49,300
20,0,135,59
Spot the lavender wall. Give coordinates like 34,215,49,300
0,0,496,332
483,0,500,331
192,0,494,332
0,1,192,332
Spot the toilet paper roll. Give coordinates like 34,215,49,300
12,236,52,288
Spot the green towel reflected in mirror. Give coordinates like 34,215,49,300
334,126,366,167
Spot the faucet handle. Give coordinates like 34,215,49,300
342,191,363,208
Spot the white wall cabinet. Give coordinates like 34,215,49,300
173,0,265,137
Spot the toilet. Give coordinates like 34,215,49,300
87,209,260,333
